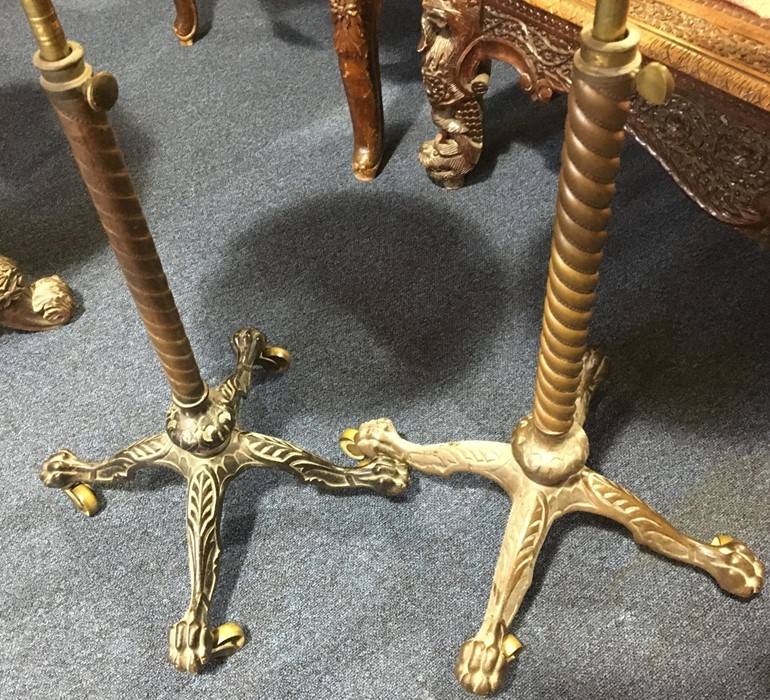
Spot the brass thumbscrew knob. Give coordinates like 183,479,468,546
85,70,119,111
635,62,675,105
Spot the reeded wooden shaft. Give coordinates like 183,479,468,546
21,0,207,406
532,57,634,436
50,97,206,404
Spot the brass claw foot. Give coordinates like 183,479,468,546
42,327,407,671
168,615,243,672
455,624,520,696
0,256,74,332
709,536,765,598
40,449,89,489
168,608,215,673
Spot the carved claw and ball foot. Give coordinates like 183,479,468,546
343,349,764,695
39,326,408,672
0,255,73,332
418,0,488,189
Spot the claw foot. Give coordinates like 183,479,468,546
168,614,214,673
455,623,519,696
367,457,410,496
40,449,87,489
354,418,408,462
231,327,266,368
709,535,764,598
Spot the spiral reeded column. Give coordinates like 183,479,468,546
47,87,206,405
21,0,206,407
531,28,640,437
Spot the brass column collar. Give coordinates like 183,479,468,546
511,415,589,485
32,40,118,111
573,26,642,83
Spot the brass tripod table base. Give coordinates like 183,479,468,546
40,327,409,672
0,255,73,332
343,350,764,696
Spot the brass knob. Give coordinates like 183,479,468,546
635,62,674,105
85,70,118,111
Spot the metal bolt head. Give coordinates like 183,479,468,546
86,70,119,111
635,62,674,105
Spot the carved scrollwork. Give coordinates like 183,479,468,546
330,0,369,58
627,74,770,242
632,0,770,75
483,1,573,99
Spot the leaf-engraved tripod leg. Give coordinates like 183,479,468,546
39,434,174,489
169,464,233,672
455,490,551,696
354,418,517,487
237,432,409,496
576,470,764,598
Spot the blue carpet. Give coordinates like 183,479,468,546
1,1,768,698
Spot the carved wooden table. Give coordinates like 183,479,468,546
416,0,770,243
166,0,768,240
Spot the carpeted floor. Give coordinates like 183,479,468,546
1,1,768,698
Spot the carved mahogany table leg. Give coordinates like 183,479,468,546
419,0,487,189
172,0,198,45
344,3,763,694
0,255,73,332
22,0,407,672
330,0,384,181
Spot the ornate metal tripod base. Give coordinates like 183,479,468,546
41,327,409,672
0,255,73,332
19,0,410,672
344,349,764,695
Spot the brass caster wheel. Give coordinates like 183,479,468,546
64,483,99,517
211,621,246,659
502,633,523,660
258,346,292,374
339,428,371,467
712,535,735,546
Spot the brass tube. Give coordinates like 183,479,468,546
19,0,69,61
592,0,630,42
